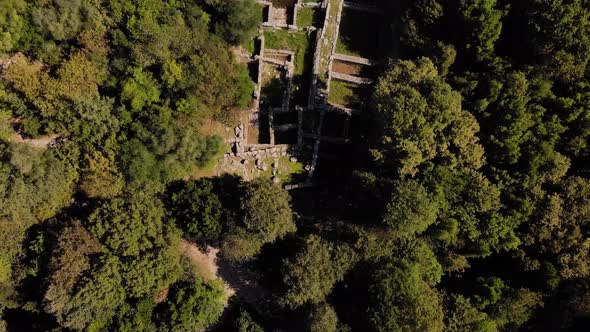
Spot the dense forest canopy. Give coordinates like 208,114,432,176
0,0,589,331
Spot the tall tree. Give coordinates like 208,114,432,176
166,179,223,242
382,179,439,238
87,184,181,298
527,0,590,82
372,57,484,176
367,258,444,332
282,235,357,308
159,279,225,331
454,0,507,62
222,178,296,261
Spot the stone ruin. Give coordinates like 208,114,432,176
230,0,382,187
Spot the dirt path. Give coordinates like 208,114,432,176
180,240,270,306
9,133,62,148
180,240,236,299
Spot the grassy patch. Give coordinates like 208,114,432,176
264,30,315,106
297,7,314,27
336,9,380,58
328,80,363,109
244,37,256,55
264,30,310,76
245,156,305,183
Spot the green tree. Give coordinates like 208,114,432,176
372,58,484,176
282,235,357,308
383,179,439,237
8,143,44,175
489,288,543,330
221,227,265,262
80,151,124,198
45,222,125,330
112,298,157,332
241,178,295,242
480,71,539,166
520,176,590,280
120,124,222,183
120,244,181,299
183,48,254,113
32,0,95,41
120,138,160,182
367,259,444,332
455,0,507,61
167,179,223,242
426,167,520,257
161,279,225,331
121,68,161,113
528,0,590,81
389,0,443,55
222,178,296,261
0,0,25,54
58,256,125,330
71,96,120,152
234,309,264,332
87,188,166,257
44,220,103,328
554,81,590,158
309,303,338,332
390,238,443,286
210,0,260,45
0,144,79,297
87,185,182,298
444,294,497,332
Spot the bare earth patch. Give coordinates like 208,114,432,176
180,240,236,299
180,240,270,307
9,133,62,148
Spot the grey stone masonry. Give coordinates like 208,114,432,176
282,60,294,114
331,72,373,84
254,35,265,110
305,0,345,180
261,56,290,67
274,123,298,131
296,105,304,146
332,53,377,66
308,27,323,109
230,145,292,159
307,102,326,179
343,1,382,15
300,1,322,8
271,107,291,114
284,182,317,190
318,104,361,115
293,1,299,27
342,113,351,137
261,22,298,31
269,107,275,145
303,133,351,144
324,0,345,96
236,0,364,180
265,49,295,56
